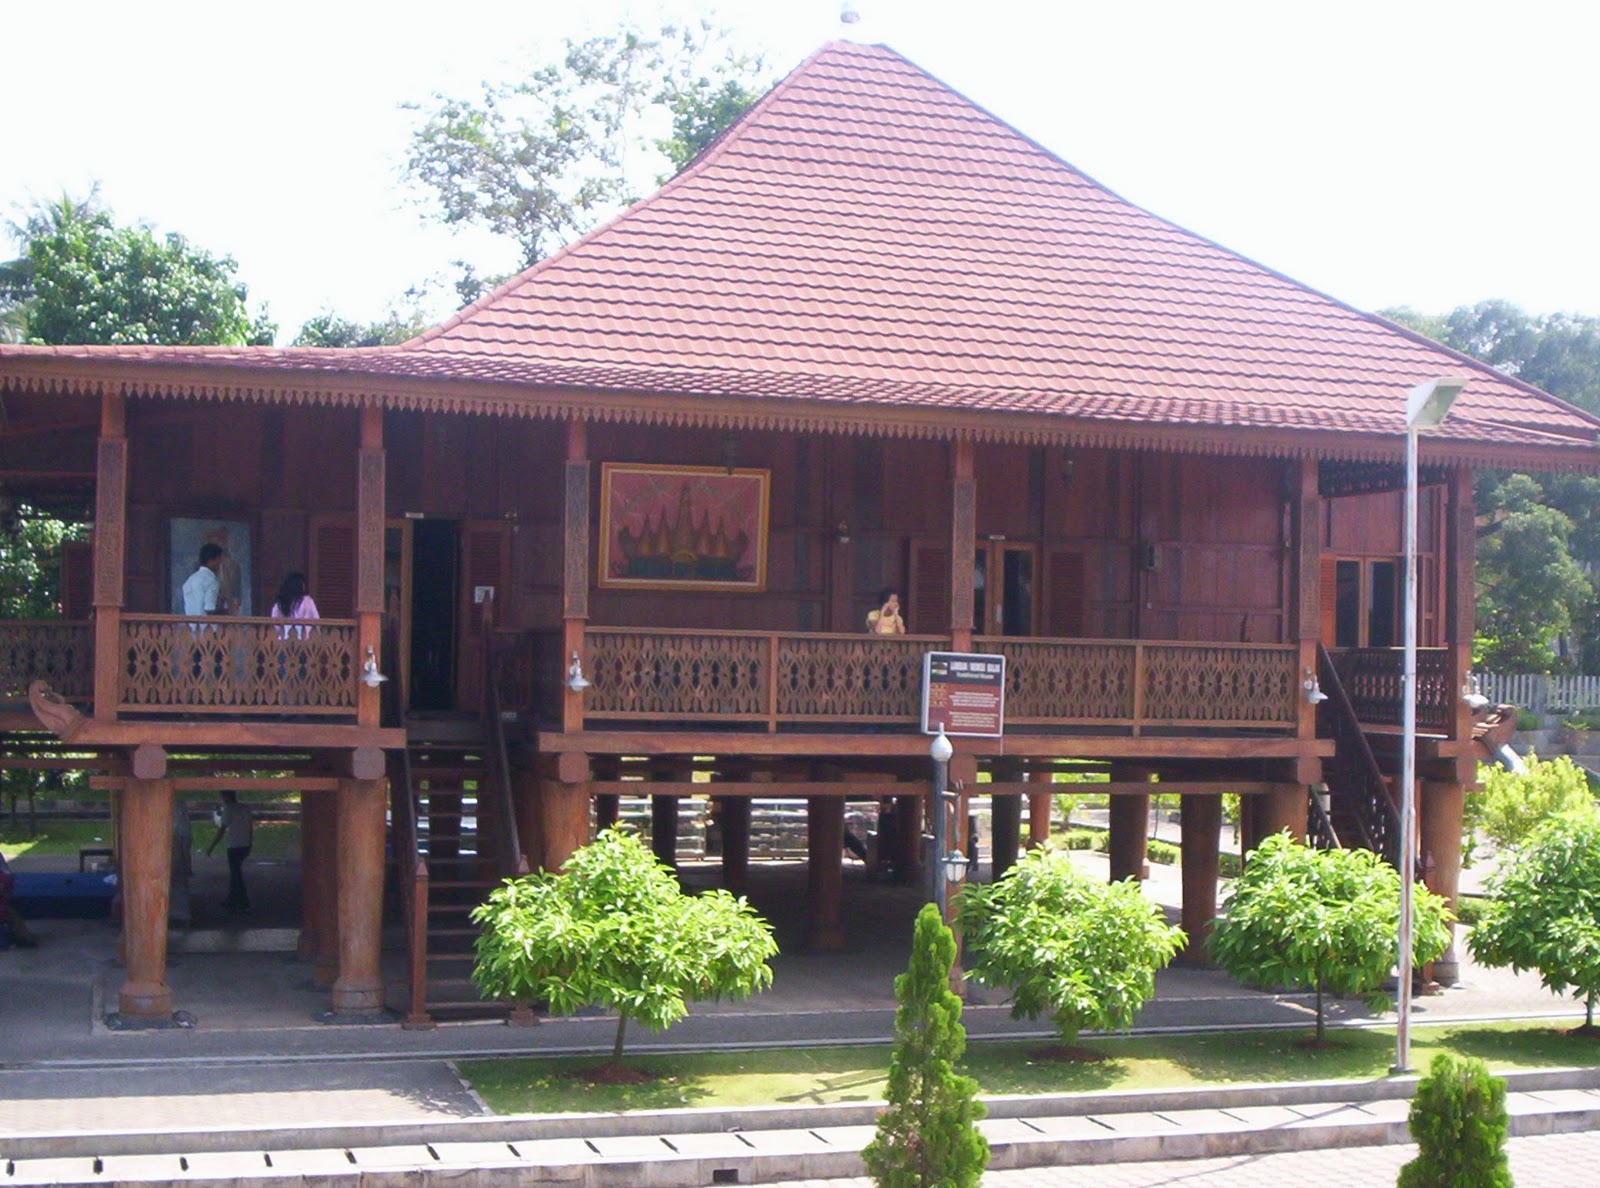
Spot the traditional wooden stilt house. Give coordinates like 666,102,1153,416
3,41,1597,1025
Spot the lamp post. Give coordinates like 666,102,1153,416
929,724,954,915
1396,376,1469,1074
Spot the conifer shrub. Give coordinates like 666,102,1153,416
862,904,988,1188
1396,1053,1512,1188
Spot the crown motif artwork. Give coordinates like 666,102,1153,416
599,463,770,592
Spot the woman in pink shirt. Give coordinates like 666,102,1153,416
271,572,319,638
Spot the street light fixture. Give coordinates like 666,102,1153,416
928,724,965,916
1396,376,1470,1074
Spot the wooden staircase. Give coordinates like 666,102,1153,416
1312,643,1402,866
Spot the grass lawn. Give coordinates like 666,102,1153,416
1,817,299,861
458,1019,1598,1116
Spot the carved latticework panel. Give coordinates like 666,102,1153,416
118,616,357,714
1331,647,1450,730
0,622,93,701
775,635,929,721
1139,644,1297,725
982,639,1136,723
586,629,768,720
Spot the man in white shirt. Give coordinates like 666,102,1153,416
182,543,225,616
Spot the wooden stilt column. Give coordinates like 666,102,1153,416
1178,793,1222,964
304,791,339,986
330,777,387,1015
895,793,923,886
1108,765,1151,883
1027,769,1053,848
807,795,845,949
299,789,327,960
511,766,542,874
1421,780,1467,986
719,796,751,893
595,794,621,831
1255,785,1306,842
991,793,1022,880
117,777,175,1020
539,768,590,873
651,794,680,870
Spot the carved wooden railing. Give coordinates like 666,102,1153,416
979,637,1298,730
1317,643,1400,867
582,628,1299,733
116,615,358,715
0,620,93,702
1328,646,1452,732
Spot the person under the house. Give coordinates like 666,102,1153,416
865,587,905,634
206,790,254,914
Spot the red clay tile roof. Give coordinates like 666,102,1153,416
3,40,1597,463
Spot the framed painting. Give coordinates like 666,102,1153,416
169,518,253,615
598,464,769,592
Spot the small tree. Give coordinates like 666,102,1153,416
955,846,1184,1051
1396,1053,1512,1188
1209,833,1452,1044
471,828,777,1066
1466,754,1596,860
1469,811,1600,1032
862,904,988,1188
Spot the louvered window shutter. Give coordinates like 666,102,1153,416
309,516,356,619
908,540,950,635
1044,548,1086,638
1318,556,1338,645
61,540,93,620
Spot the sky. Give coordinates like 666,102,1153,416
5,0,1598,342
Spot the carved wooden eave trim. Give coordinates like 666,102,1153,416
4,356,1598,472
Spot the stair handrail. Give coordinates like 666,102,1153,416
1306,784,1341,851
389,743,434,1028
1317,642,1401,867
479,597,527,879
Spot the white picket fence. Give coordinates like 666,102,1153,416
1480,673,1600,716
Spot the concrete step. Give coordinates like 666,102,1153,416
5,1072,1599,1187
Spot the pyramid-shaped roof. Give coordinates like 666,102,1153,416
3,40,1597,465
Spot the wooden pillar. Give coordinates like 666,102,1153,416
117,777,174,1020
1291,457,1322,743
719,795,751,893
1256,785,1306,842
807,795,845,949
299,789,326,960
539,780,590,872
330,777,386,1015
950,438,976,651
562,419,590,734
1446,466,1477,746
356,406,385,728
1421,779,1467,985
1178,793,1222,964
303,791,339,985
1107,765,1150,883
991,793,1022,880
1026,769,1053,848
93,393,128,720
894,793,922,886
651,793,680,870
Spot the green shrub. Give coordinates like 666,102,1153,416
1146,839,1179,866
1396,1053,1511,1187
1453,896,1487,928
862,904,988,1187
1218,852,1242,879
1468,753,1596,858
1515,707,1541,732
1060,828,1107,852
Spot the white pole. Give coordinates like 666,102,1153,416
1396,421,1419,1073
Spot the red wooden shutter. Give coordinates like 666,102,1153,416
1318,556,1338,646
1044,548,1086,638
61,540,93,620
907,540,950,635
309,516,356,619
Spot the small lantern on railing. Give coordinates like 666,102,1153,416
361,646,389,689
1302,667,1328,705
565,651,591,693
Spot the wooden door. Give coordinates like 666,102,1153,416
453,520,510,712
974,542,1039,637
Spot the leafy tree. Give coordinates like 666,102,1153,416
293,308,430,348
404,21,768,282
861,903,988,1188
0,507,86,618
1466,754,1596,861
955,846,1184,1049
1469,812,1600,1032
470,827,777,1065
1397,1053,1512,1188
1473,474,1592,671
5,193,274,346
1209,833,1452,1044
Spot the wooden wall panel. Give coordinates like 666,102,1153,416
879,439,945,537
975,444,1035,537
